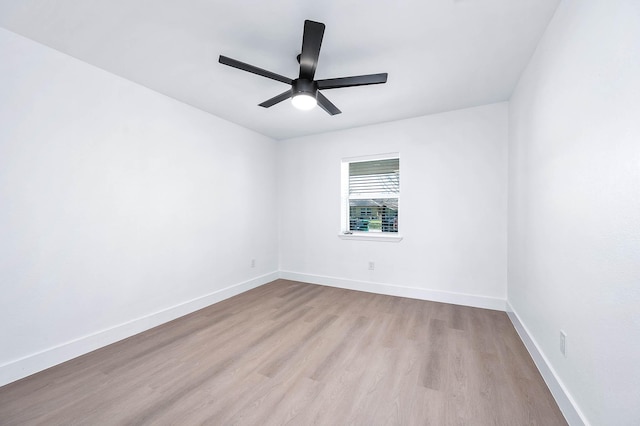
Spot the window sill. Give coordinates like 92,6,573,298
338,232,403,242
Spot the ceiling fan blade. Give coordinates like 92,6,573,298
299,20,325,80
316,73,388,90
219,55,292,85
316,91,341,115
259,89,292,108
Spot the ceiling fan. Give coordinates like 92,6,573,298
219,20,388,115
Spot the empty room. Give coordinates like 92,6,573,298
0,0,638,425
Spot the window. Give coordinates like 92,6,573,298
341,154,400,239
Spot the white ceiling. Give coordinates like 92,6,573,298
0,0,560,140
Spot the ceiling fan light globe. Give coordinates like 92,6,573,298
291,93,317,110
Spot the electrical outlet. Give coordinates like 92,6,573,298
251,259,256,268
368,261,375,271
560,331,567,357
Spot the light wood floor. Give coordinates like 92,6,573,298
0,280,566,425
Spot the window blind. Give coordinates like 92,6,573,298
349,158,399,197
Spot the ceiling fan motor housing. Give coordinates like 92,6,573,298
292,78,318,98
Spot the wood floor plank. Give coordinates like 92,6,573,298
0,279,567,425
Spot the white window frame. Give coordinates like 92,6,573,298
339,152,402,242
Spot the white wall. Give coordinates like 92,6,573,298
508,0,640,424
278,103,508,309
0,28,278,385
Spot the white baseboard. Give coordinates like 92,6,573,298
0,271,278,387
279,271,506,311
506,302,588,426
